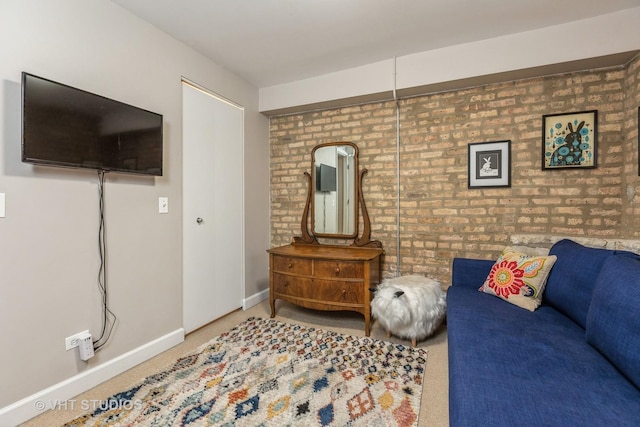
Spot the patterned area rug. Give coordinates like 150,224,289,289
64,317,427,426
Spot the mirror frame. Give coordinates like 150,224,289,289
294,141,381,248
310,141,359,239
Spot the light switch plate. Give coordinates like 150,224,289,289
158,197,169,214
0,193,5,218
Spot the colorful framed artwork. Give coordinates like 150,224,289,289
542,110,597,170
468,140,511,188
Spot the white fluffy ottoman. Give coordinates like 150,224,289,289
371,274,446,346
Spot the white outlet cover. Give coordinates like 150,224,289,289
65,330,89,350
0,193,5,218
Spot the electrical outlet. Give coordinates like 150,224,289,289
65,330,90,351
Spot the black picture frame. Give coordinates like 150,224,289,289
468,140,511,188
542,110,597,170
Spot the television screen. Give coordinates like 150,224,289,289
316,163,337,192
21,72,163,176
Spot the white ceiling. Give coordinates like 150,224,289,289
112,0,640,88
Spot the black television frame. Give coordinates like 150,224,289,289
315,163,337,192
21,72,163,176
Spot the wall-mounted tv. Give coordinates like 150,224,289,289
316,163,337,192
21,72,163,176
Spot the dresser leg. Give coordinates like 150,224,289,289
270,298,275,318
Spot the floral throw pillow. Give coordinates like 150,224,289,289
479,248,557,311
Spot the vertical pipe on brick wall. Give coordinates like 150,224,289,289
393,57,401,276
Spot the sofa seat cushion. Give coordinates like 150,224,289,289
586,255,640,389
447,286,640,427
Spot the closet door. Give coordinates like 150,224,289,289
182,81,244,333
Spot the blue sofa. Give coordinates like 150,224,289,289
447,239,640,427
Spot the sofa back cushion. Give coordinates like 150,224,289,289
545,239,617,328
586,255,640,389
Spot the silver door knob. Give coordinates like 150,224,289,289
196,217,203,224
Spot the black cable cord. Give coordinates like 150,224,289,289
93,169,116,351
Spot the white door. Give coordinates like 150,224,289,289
182,81,244,333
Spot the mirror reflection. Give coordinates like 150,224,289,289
313,143,357,236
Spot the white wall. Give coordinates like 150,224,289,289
259,7,640,114
0,0,268,421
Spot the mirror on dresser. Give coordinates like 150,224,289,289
295,141,381,248
267,141,383,336
312,143,358,237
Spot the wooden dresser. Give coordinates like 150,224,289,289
268,244,383,335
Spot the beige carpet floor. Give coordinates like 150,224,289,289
21,300,448,426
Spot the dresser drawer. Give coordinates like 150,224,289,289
272,274,363,304
272,273,311,297
314,260,363,279
272,255,312,275
312,279,364,304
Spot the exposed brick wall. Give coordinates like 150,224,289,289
623,55,640,232
270,54,640,285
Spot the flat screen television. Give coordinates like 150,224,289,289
21,72,163,176
315,163,337,192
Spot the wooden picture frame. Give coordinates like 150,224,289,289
542,110,597,170
468,140,511,188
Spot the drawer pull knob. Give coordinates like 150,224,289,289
288,263,293,268
283,282,289,287
335,267,340,274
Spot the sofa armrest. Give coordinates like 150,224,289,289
451,257,494,289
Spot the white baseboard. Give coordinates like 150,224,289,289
243,287,269,310
0,328,184,426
